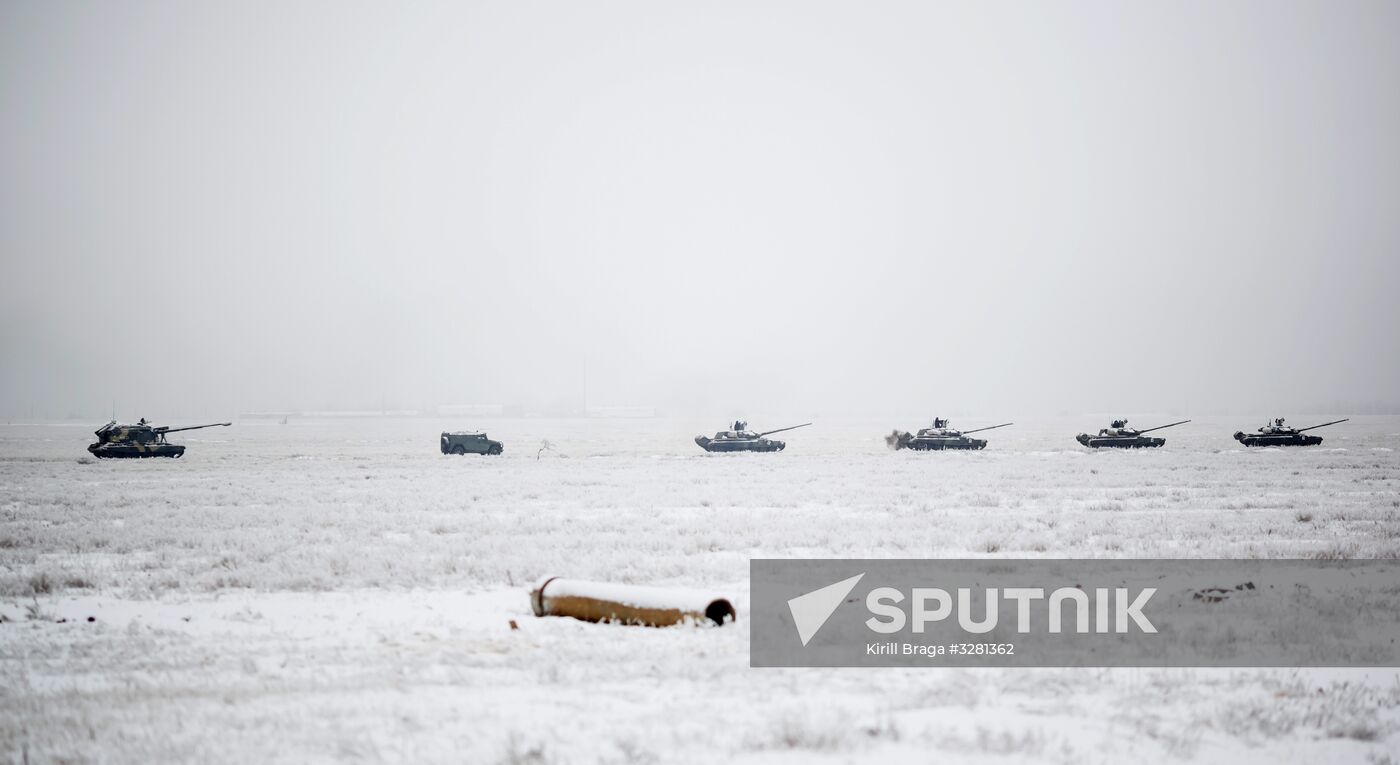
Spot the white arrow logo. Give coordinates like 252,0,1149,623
787,573,865,646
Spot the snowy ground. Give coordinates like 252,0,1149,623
3,416,1399,763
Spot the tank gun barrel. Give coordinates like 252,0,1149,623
1139,419,1191,434
155,422,232,434
756,422,812,438
1298,418,1349,433
960,422,1013,435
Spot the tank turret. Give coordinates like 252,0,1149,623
88,420,231,458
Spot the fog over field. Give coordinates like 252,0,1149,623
4,1,1400,763
2,1,1399,420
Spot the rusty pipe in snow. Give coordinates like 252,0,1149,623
530,577,737,627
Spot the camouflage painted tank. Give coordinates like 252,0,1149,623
1075,418,1189,449
694,421,811,453
87,419,231,458
887,418,1013,451
1234,417,1348,447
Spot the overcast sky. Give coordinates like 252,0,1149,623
2,1,1397,420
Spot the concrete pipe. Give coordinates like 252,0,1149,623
530,577,736,627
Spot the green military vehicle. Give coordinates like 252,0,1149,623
440,431,504,456
88,419,231,458
1234,417,1348,447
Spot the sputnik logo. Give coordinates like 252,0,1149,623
787,573,865,646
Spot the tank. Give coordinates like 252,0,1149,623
887,418,1013,451
1075,418,1189,449
87,419,231,458
1233,417,1348,447
694,421,811,453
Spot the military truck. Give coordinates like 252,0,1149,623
441,431,504,456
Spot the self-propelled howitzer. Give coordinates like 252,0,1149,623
87,420,232,459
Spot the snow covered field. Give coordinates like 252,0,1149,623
3,416,1400,763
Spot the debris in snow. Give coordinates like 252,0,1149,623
530,576,736,627
1193,582,1257,603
